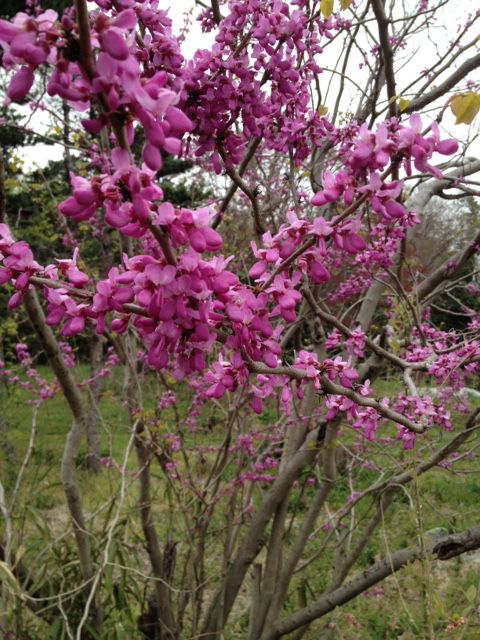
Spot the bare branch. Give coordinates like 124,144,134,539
261,526,480,640
404,53,480,114
371,0,397,117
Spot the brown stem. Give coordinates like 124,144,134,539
210,0,222,24
371,0,397,118
74,0,177,266
218,145,266,237
264,422,340,630
123,335,177,639
404,53,480,114
302,286,427,371
416,228,480,304
247,360,425,434
200,424,324,638
213,137,262,228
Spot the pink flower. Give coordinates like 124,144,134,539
100,28,130,60
7,65,34,101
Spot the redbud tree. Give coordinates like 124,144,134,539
0,0,480,638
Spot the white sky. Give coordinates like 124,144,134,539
14,0,480,170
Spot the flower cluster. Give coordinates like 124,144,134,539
182,0,343,170
0,0,475,446
0,9,59,101
0,224,43,309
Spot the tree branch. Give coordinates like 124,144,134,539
248,361,425,434
261,525,480,640
302,286,427,371
405,53,480,114
371,0,397,117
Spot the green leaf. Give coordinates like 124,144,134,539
340,0,352,8
466,584,477,603
450,92,480,125
0,561,25,599
104,541,117,592
321,0,334,17
398,97,410,112
114,623,128,640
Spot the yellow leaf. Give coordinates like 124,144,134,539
340,0,352,9
321,0,334,18
398,97,410,112
450,92,480,125
317,104,329,116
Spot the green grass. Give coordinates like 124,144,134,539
1,367,480,639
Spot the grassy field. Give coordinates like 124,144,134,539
0,365,479,639
2,365,132,511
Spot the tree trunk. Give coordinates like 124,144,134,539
23,290,103,633
123,334,177,639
